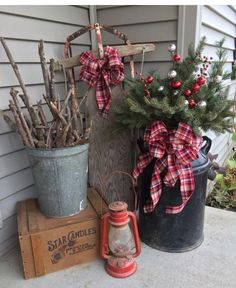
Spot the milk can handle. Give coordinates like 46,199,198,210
201,136,212,155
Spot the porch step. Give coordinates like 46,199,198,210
0,206,236,288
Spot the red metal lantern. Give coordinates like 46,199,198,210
101,201,141,278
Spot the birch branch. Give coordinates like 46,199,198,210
38,40,51,101
10,88,35,147
8,100,31,147
55,124,70,148
49,58,56,102
18,94,45,141
37,100,48,128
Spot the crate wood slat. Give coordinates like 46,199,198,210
53,43,156,71
17,201,36,279
17,188,107,279
31,234,46,276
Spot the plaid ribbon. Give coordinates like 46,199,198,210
80,46,124,117
132,121,202,214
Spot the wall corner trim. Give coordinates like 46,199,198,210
177,5,202,58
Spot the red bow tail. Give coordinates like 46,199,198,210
165,163,195,214
143,158,167,213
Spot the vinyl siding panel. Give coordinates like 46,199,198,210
97,5,177,25
0,5,91,256
0,185,36,220
0,5,89,26
201,25,235,50
0,168,34,200
202,7,235,37
200,5,236,71
0,41,90,63
0,13,90,44
100,21,177,45
0,215,17,245
0,64,82,88
0,150,30,180
0,235,18,257
209,5,236,24
200,5,236,165
0,132,23,157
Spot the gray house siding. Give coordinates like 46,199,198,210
0,5,91,256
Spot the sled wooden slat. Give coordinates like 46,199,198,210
53,43,156,71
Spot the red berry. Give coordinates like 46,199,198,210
184,89,191,97
170,80,181,89
145,75,154,85
172,54,181,62
192,83,200,93
188,99,196,109
196,76,206,86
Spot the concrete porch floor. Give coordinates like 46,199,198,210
0,206,236,288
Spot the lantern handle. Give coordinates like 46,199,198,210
128,211,141,258
100,170,138,215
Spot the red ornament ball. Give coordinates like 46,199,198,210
196,76,206,86
183,89,191,97
192,83,200,93
145,75,154,85
172,54,181,62
188,99,197,109
170,80,181,89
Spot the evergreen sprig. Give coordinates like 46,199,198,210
113,38,235,136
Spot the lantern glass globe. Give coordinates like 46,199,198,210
108,224,136,257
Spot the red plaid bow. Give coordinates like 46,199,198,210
132,121,202,214
80,46,124,117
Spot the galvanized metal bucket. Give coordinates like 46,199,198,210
26,143,89,217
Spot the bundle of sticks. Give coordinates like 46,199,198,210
0,38,89,149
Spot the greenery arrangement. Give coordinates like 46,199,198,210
206,158,236,211
114,37,235,136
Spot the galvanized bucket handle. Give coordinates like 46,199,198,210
100,170,138,215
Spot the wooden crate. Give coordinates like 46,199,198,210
17,188,107,279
